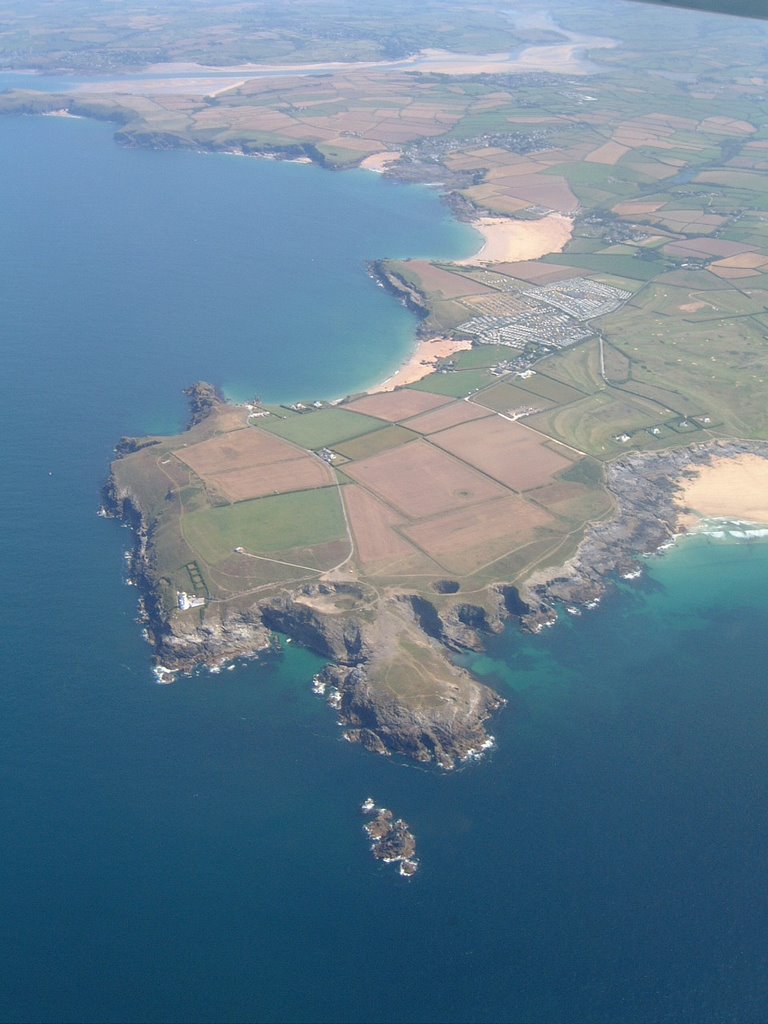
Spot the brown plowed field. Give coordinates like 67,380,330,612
342,485,418,569
429,417,572,491
663,237,754,259
488,172,579,214
402,494,555,574
404,399,494,434
213,459,335,503
175,427,299,473
585,140,630,164
343,440,507,518
710,267,759,280
345,389,452,422
407,262,496,299
173,427,334,502
713,253,768,269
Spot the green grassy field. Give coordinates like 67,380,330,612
409,368,494,397
257,408,384,448
543,253,670,281
183,488,346,564
428,298,480,332
515,374,586,405
474,381,556,413
538,340,604,393
333,424,417,460
602,343,632,384
527,392,671,459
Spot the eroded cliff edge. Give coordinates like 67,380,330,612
103,383,503,770
104,384,768,770
518,439,768,630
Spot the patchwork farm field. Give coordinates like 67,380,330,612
91,4,768,624
343,440,509,518
401,399,493,433
257,407,383,447
183,489,347,562
174,427,336,502
429,417,574,490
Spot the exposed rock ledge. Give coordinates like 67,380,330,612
517,439,768,631
362,799,419,877
102,385,502,771
103,384,768,770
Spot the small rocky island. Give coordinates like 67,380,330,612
361,798,419,877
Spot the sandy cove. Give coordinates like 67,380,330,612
461,214,573,264
677,454,768,526
368,337,471,394
368,212,572,394
359,151,401,173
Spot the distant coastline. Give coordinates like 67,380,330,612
10,22,768,774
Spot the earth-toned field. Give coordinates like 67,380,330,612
112,366,613,609
11,0,768,762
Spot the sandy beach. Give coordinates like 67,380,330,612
461,213,573,264
410,43,604,76
72,76,248,96
369,337,471,393
144,32,615,81
359,151,401,173
677,454,768,526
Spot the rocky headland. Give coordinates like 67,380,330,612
518,439,768,631
103,384,503,769
104,384,768,771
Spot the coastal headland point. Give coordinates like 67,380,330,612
9,2,768,765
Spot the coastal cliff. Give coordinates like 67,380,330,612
103,383,503,769
105,384,768,770
368,260,432,332
519,440,768,630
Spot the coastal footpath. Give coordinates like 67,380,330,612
104,384,504,770
78,10,768,767
104,382,768,769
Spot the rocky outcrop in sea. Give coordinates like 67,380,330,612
361,798,419,877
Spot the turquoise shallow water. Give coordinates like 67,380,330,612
1,114,768,1023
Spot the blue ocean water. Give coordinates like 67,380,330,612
1,114,767,1023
